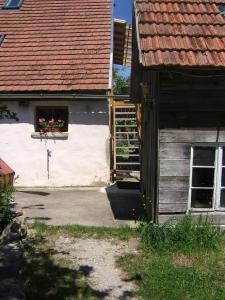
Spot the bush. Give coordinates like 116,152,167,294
139,215,225,252
0,187,14,233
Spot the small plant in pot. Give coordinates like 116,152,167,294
38,118,65,132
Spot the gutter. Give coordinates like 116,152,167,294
0,93,130,100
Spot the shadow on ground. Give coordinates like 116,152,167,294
106,183,145,221
21,235,108,300
22,204,45,209
18,190,50,196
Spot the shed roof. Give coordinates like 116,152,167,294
0,0,112,92
0,159,14,176
113,19,132,67
134,0,225,68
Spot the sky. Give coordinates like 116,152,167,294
113,0,132,77
113,0,132,23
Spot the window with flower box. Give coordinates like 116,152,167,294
189,146,225,210
35,107,68,133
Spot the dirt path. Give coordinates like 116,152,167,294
54,236,138,300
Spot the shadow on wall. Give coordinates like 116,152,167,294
106,183,145,221
0,100,109,126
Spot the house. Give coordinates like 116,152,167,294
0,0,113,187
131,0,225,224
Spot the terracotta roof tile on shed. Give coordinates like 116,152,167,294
0,159,14,176
134,0,225,67
0,0,112,92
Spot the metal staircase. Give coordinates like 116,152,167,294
112,102,140,181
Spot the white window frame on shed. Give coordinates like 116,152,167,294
188,145,225,211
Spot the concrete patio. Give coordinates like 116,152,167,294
14,184,143,227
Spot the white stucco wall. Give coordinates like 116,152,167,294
0,100,110,187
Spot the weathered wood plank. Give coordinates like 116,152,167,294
158,214,186,224
159,176,190,189
158,213,225,225
158,203,187,213
159,189,189,204
160,159,190,176
160,130,219,143
159,143,191,160
218,131,225,142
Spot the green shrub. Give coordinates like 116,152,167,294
139,215,225,252
0,187,14,233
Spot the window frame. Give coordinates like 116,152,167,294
2,0,23,9
188,144,225,211
35,106,69,133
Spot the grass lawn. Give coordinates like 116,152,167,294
118,217,225,300
21,217,225,300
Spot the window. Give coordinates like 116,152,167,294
35,107,68,133
3,0,23,9
189,146,225,210
0,34,4,45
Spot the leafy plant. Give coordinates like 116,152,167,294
113,67,130,94
0,187,14,233
139,215,225,252
0,105,18,121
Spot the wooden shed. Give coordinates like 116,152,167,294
131,0,225,224
0,159,14,188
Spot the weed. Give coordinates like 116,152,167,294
138,215,224,252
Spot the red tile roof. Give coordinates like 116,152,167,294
0,0,112,92
0,159,14,176
134,0,225,68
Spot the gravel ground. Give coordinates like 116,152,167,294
55,236,139,300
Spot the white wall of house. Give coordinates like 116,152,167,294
0,100,110,187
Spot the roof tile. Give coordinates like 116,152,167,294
0,0,112,92
135,0,225,67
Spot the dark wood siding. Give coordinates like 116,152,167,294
159,129,225,214
140,71,160,222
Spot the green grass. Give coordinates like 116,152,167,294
24,217,225,300
117,216,225,300
138,215,224,252
118,253,225,300
29,221,137,241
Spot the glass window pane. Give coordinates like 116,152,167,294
6,0,20,7
222,148,225,166
192,168,214,187
221,168,225,187
193,147,215,166
220,190,225,208
191,189,213,208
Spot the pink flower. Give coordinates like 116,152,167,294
58,119,62,123
38,118,45,123
49,118,54,123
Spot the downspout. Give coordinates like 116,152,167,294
108,0,114,91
